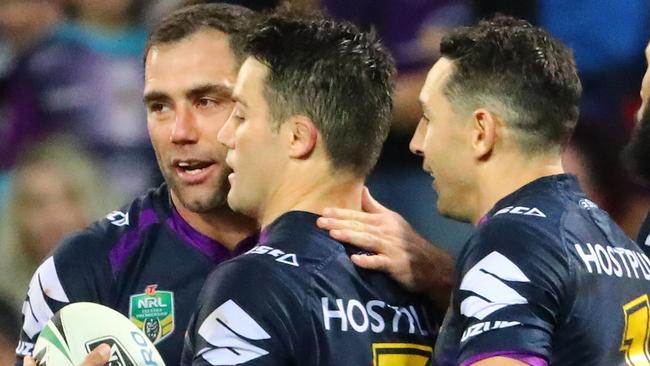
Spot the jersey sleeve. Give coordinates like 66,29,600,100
15,229,114,365
453,217,572,364
182,257,309,366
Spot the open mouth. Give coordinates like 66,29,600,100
175,160,213,174
173,159,217,184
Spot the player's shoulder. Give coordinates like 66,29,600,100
461,208,570,283
53,185,169,267
471,213,561,253
204,245,307,293
92,185,168,240
469,175,587,258
196,249,309,324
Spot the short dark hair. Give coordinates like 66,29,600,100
440,15,582,153
240,10,396,177
144,3,253,65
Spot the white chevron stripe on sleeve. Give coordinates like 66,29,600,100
459,251,530,320
197,300,271,365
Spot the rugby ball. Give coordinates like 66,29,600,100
33,302,166,366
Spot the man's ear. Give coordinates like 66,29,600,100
285,115,318,159
471,108,498,160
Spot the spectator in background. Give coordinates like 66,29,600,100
0,0,66,207
0,136,113,313
0,0,156,206
53,0,156,199
0,297,20,366
320,0,474,255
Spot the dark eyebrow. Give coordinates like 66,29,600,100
143,91,171,105
186,83,233,101
143,84,234,105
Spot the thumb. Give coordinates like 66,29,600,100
361,187,386,213
81,343,111,366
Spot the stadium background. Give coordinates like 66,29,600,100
0,0,648,362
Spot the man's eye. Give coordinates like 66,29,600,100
197,98,218,108
148,103,170,113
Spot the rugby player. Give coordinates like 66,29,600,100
182,11,437,365
415,16,650,365
17,4,259,366
319,22,650,366
624,41,650,249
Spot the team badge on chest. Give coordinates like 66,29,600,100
129,284,175,344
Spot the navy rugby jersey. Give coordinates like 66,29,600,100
182,211,437,366
435,174,650,366
15,184,255,366
637,212,650,253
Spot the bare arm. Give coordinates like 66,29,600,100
317,187,455,312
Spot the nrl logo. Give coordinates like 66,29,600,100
129,285,174,344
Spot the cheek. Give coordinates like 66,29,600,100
148,122,171,151
423,126,444,161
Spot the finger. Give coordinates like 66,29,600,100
330,229,383,253
81,343,111,366
361,187,388,213
351,253,390,272
24,356,36,366
321,207,374,223
316,217,369,232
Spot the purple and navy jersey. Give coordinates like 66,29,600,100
182,211,437,366
15,184,254,366
434,174,650,366
637,212,650,253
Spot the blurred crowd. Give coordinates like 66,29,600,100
0,0,649,353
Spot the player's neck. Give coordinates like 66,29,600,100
259,167,363,228
172,195,258,251
473,153,564,225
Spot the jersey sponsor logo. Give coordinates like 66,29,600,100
106,211,129,227
129,285,174,344
321,298,430,336
578,198,597,210
196,299,271,365
460,320,521,342
459,251,530,320
645,234,650,247
22,257,70,339
372,343,433,366
85,337,136,366
493,206,546,218
246,245,299,267
574,243,650,281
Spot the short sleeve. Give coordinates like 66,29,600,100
182,258,309,366
15,229,114,365
453,217,572,364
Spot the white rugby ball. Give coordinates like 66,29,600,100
33,302,166,366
